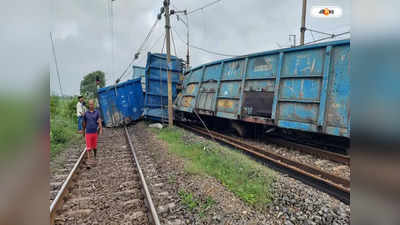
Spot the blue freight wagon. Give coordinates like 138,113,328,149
132,66,146,92
175,39,350,138
144,52,184,121
97,78,144,127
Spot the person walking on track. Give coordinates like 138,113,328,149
82,99,103,168
76,96,86,134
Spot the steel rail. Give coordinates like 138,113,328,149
124,126,161,225
178,123,350,204
263,136,350,165
50,148,86,224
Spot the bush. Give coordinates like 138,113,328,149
50,95,59,117
51,123,67,144
50,96,80,158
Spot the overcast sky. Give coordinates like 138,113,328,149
50,0,350,96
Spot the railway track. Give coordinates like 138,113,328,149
177,122,350,204
49,127,160,225
50,147,83,203
262,136,350,165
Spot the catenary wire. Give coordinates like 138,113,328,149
161,32,166,54
310,30,316,41
170,28,178,57
50,32,64,97
307,23,350,35
149,32,165,52
104,0,111,81
172,27,238,57
304,31,350,45
116,18,160,83
110,0,115,81
188,0,222,15
306,27,335,37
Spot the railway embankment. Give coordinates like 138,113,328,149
147,121,350,225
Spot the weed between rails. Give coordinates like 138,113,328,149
178,189,216,217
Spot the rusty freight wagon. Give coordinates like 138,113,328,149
97,78,144,127
144,52,184,121
174,39,350,145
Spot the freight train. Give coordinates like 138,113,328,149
97,53,184,126
174,39,350,150
98,40,350,150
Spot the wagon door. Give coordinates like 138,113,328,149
196,64,221,115
214,60,245,119
240,55,279,124
110,88,123,126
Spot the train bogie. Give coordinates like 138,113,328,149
174,39,350,139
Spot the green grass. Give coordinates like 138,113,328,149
152,127,275,209
178,189,199,211
50,96,81,159
178,189,216,217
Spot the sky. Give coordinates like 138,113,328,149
50,0,350,96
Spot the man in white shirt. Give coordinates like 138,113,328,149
76,96,86,133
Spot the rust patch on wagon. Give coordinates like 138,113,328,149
181,96,193,107
186,84,196,95
242,116,274,125
253,56,273,72
218,99,234,109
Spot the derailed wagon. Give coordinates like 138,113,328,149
174,39,350,144
98,78,144,127
144,52,184,121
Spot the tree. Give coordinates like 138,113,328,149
80,70,106,99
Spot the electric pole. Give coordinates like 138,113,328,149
175,10,190,70
164,0,174,128
300,0,307,45
185,11,190,71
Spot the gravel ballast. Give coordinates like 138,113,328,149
144,121,350,225
50,122,350,224
53,128,151,225
233,136,350,180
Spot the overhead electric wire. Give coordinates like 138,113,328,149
310,30,316,41
137,19,160,55
149,32,165,52
304,31,350,45
116,18,160,83
50,32,64,97
105,0,112,81
307,23,350,35
172,27,238,57
306,28,335,37
161,32,166,54
110,0,115,81
188,0,222,15
190,44,238,57
170,29,178,57
171,3,181,11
